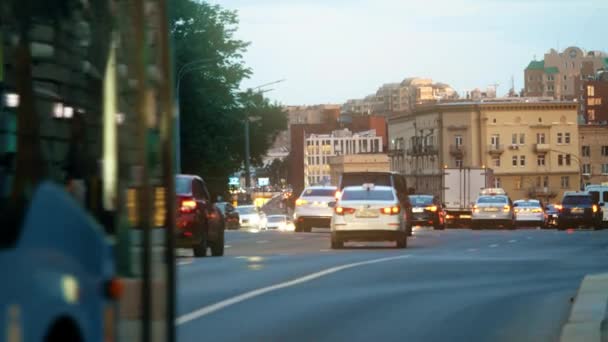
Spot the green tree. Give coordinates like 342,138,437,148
171,0,287,198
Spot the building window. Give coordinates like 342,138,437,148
561,176,570,189
589,109,596,121
455,159,463,168
557,133,563,144
537,155,546,166
548,75,555,81
512,156,518,166
565,132,571,144
536,133,546,144
588,85,595,96
582,164,591,174
512,133,517,145
564,75,567,81
491,134,500,147
582,145,590,157
564,85,568,91
602,146,608,156
455,135,463,147
515,177,522,190
602,164,608,175
520,155,526,167
566,154,571,166
492,157,500,167
519,134,525,145
543,176,549,187
558,154,564,166
494,177,501,188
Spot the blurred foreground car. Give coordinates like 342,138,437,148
216,202,240,230
293,186,337,232
513,199,547,228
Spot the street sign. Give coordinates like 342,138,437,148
258,177,269,186
229,177,240,186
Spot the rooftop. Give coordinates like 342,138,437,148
526,60,545,70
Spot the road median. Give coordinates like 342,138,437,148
560,273,608,342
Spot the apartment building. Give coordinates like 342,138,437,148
524,46,608,100
581,70,608,124
388,100,580,201
286,105,341,125
304,129,383,186
579,125,608,185
328,154,390,186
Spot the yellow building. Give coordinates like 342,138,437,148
388,100,580,201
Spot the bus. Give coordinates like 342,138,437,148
1,1,175,341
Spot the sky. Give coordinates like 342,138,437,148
211,0,608,105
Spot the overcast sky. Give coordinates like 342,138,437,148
211,0,608,105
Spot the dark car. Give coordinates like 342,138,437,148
338,172,413,235
408,194,445,230
545,204,560,228
557,191,602,230
175,175,225,256
216,202,240,230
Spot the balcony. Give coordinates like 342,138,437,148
388,146,405,157
449,144,465,157
528,187,557,198
406,145,438,156
534,143,550,153
487,144,504,155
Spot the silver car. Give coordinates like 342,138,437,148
471,195,515,229
513,199,547,228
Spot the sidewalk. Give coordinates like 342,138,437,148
560,273,608,342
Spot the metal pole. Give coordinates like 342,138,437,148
175,77,181,174
245,117,251,191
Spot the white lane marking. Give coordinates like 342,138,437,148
256,240,269,244
526,237,533,240
319,249,330,252
224,245,232,249
176,254,411,325
177,259,193,266
489,244,499,248
508,240,517,243
467,248,478,252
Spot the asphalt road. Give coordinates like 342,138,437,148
176,227,608,342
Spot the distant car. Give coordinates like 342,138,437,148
236,205,265,229
545,204,560,228
264,215,292,231
513,199,547,228
408,194,445,230
215,202,240,230
293,185,337,232
557,191,602,230
330,184,408,249
175,175,225,257
471,194,515,229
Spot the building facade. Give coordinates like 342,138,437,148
579,125,608,185
388,100,580,201
328,154,390,186
524,46,608,101
581,70,608,124
304,129,383,186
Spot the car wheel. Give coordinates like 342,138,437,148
193,238,207,257
396,232,408,248
210,233,225,256
557,222,567,231
295,222,306,232
331,239,343,249
470,221,479,230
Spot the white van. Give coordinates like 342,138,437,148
585,184,608,228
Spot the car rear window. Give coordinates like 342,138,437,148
562,196,592,205
514,201,540,207
409,196,433,205
477,196,507,204
341,190,395,201
175,177,191,195
302,189,335,197
340,174,392,189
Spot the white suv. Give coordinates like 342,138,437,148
294,186,337,232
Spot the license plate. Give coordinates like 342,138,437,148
484,207,499,212
572,208,584,214
460,214,471,219
356,210,378,218
412,208,424,213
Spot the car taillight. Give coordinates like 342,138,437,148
335,207,355,215
593,204,599,213
335,191,342,200
105,278,124,300
179,198,197,213
532,208,543,213
295,199,308,206
473,205,479,213
503,205,510,212
555,204,563,212
380,206,401,215
425,205,438,212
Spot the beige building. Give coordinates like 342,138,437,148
388,100,580,201
328,154,390,186
286,104,341,125
579,125,608,185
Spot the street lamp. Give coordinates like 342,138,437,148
174,58,218,173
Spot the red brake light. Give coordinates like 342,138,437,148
180,198,197,213
335,207,355,215
106,278,124,300
380,206,401,215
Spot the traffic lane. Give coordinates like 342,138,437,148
177,229,608,341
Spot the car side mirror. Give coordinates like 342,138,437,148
328,201,336,208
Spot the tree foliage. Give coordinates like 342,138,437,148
171,0,287,198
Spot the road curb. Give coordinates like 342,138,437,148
560,273,608,342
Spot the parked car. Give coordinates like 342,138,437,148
513,199,547,228
557,191,602,230
408,194,446,230
236,205,265,229
337,172,413,235
264,215,293,231
175,175,225,257
545,204,560,228
215,202,240,230
293,185,337,232
471,190,515,229
331,184,408,249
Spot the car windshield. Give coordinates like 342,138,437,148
477,196,508,204
514,201,540,207
175,177,192,195
341,190,394,201
563,196,593,205
267,216,286,223
236,207,258,214
409,196,434,205
302,189,336,197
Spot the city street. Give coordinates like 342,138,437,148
176,227,608,342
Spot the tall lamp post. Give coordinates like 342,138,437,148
175,58,218,173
